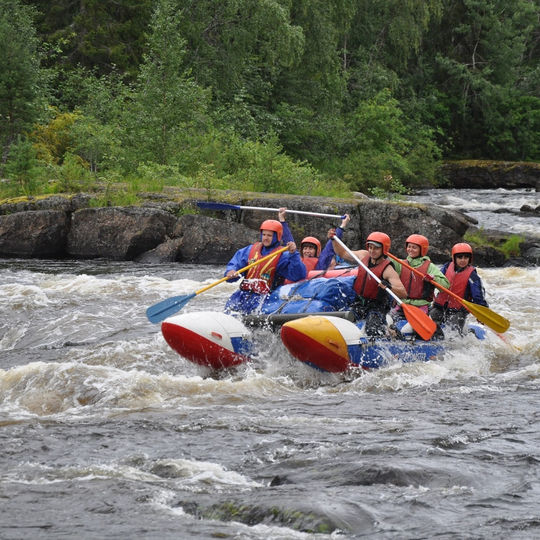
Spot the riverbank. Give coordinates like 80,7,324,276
0,188,538,267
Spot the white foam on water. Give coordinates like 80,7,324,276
148,457,262,491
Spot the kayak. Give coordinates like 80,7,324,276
160,273,487,371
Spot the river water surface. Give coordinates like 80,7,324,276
1,189,539,539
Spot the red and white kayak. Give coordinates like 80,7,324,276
161,312,252,369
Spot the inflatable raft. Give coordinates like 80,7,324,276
160,273,487,371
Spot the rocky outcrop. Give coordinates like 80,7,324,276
0,191,536,266
135,214,256,264
0,210,69,257
441,160,540,190
67,207,177,260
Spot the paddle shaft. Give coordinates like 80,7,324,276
197,201,344,219
196,245,289,295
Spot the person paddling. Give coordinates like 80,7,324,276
224,219,306,314
392,234,450,316
429,242,488,334
333,232,406,337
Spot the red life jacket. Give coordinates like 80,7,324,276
302,257,318,273
240,242,283,294
283,256,317,285
353,255,391,300
434,263,474,309
400,259,433,300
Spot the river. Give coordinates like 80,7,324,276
1,189,539,539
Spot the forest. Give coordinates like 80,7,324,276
1,0,539,202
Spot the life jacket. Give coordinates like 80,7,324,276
353,255,391,300
283,256,318,285
434,262,474,309
400,259,433,300
302,257,318,273
240,242,283,294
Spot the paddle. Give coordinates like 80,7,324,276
386,252,510,334
332,236,436,340
196,201,345,219
146,246,288,324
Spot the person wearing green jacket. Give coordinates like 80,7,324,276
392,234,450,318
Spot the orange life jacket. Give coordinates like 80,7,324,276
283,256,318,285
400,259,433,300
240,242,283,294
434,263,474,309
353,255,391,300
302,257,318,273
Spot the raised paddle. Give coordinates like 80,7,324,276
196,201,345,219
332,236,436,340
146,246,288,324
386,252,510,334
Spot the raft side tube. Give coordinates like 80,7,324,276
242,310,355,330
281,315,364,372
161,312,252,369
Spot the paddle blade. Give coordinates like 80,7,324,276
196,201,239,211
401,303,437,341
461,300,510,333
146,293,196,324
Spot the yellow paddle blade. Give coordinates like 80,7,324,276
461,299,510,333
386,251,511,335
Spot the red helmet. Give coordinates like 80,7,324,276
406,234,429,257
452,242,473,262
365,232,391,254
300,236,321,257
260,219,283,241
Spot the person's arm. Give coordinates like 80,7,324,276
278,207,294,244
381,265,407,299
335,214,350,240
316,241,334,270
468,269,489,306
427,261,450,288
224,245,251,280
333,242,366,264
317,214,351,270
276,244,307,282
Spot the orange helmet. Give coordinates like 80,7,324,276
452,242,473,262
365,231,391,254
300,236,321,257
406,234,429,257
260,219,283,242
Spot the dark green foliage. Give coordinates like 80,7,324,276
27,0,153,78
3,136,41,195
4,0,539,198
0,0,48,166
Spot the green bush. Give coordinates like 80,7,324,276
3,136,42,195
500,235,525,259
